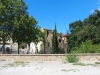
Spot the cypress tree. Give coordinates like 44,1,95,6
52,23,58,54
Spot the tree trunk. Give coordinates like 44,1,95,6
43,38,45,54
18,42,20,54
36,43,38,54
28,43,30,54
2,37,5,54
44,43,45,54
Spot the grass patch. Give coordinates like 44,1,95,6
0,59,6,62
73,62,86,66
61,69,68,72
73,62,98,66
2,59,6,61
4,61,30,67
14,61,26,67
2,66,9,67
61,69,79,72
95,62,100,64
66,54,78,63
8,63,15,67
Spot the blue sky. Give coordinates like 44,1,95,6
24,0,100,34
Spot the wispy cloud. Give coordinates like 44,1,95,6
90,0,100,13
90,10,95,13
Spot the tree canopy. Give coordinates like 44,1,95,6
68,10,100,53
0,0,40,54
52,23,59,54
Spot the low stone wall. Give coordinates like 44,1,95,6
77,54,100,61
0,54,100,62
0,54,65,62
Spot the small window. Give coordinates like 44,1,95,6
59,39,61,43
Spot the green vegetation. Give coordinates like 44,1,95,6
73,62,86,66
52,23,59,54
95,62,100,64
39,30,46,53
0,59,6,62
66,54,79,63
19,43,27,49
2,61,29,67
38,49,44,54
70,40,100,53
0,0,41,54
73,62,100,66
61,69,79,72
68,10,100,53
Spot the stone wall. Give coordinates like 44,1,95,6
0,54,100,62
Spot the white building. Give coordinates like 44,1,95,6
27,28,45,54
27,42,37,54
27,41,43,54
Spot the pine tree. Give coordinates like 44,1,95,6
52,23,58,54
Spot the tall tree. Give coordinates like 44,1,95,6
11,0,28,54
24,16,40,54
39,29,46,53
52,23,58,54
0,0,40,54
0,0,15,53
68,9,100,53
68,20,83,52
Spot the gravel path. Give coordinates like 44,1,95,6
0,60,100,75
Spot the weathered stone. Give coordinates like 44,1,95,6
0,54,100,62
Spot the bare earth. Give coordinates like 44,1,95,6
0,60,100,75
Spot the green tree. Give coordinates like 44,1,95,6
0,0,16,53
0,0,40,54
68,20,83,52
39,29,46,53
68,9,100,53
12,12,40,54
23,16,40,54
52,23,58,54
12,0,40,54
11,0,28,54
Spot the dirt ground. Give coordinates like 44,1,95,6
0,60,100,75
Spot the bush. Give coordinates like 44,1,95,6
38,49,44,54
66,54,79,63
19,43,27,49
71,40,100,53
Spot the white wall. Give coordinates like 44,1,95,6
27,41,43,54
37,41,43,51
28,42,37,54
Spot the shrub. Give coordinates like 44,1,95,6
38,49,44,54
71,40,100,53
66,54,79,63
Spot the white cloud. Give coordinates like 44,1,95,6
97,8,100,10
90,8,100,13
90,10,95,13
96,6,100,10
90,0,100,13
